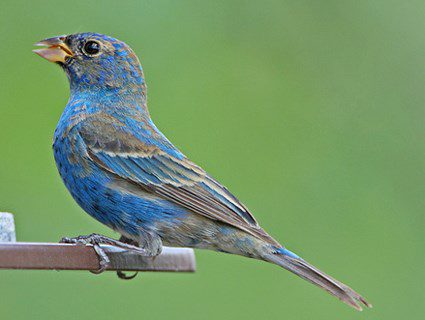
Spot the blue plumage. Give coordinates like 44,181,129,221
34,32,370,310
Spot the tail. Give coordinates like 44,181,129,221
264,247,372,311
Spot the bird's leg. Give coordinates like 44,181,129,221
116,235,140,280
60,233,148,274
115,232,163,279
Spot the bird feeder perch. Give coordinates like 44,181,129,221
0,212,196,273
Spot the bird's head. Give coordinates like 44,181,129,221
34,33,146,98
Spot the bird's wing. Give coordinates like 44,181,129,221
79,115,278,245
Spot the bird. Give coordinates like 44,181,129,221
33,32,371,310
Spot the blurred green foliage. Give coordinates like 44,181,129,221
0,1,423,319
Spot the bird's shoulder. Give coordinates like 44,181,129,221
78,109,184,158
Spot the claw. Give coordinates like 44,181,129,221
117,270,138,280
90,243,110,274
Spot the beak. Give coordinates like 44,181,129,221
33,35,73,63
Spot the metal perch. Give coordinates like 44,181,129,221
0,212,196,273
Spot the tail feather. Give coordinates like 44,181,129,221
265,248,372,311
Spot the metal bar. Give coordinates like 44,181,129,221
0,242,196,272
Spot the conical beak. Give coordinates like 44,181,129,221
33,35,73,63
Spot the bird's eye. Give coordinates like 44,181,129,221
82,40,101,56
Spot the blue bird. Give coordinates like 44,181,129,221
34,33,370,310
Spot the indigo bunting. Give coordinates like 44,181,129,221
34,33,370,310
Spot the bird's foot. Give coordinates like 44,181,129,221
60,233,148,275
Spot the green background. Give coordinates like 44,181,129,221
0,1,423,319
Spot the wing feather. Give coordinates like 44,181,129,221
80,117,278,245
